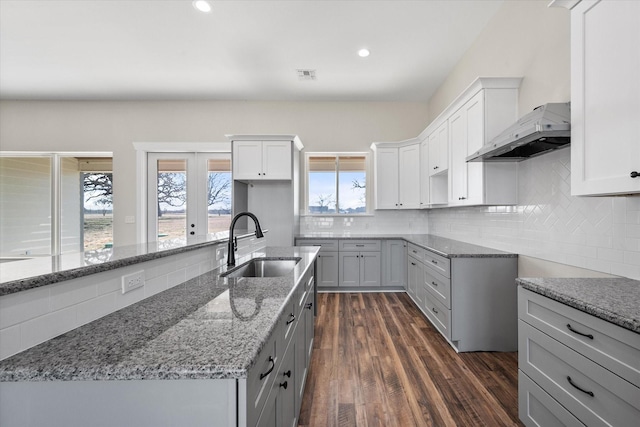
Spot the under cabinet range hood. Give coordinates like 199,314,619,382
466,103,571,162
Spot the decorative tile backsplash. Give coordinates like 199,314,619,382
302,147,640,280
300,209,429,234
428,148,640,280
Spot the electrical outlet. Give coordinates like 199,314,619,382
121,270,145,294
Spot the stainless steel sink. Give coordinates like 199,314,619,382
222,258,300,278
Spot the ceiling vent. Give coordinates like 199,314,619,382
297,69,317,81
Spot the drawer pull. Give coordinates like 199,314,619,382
431,260,438,265
411,262,417,266
259,356,275,380
279,381,288,389
432,307,438,314
356,244,365,247
305,302,313,310
567,324,594,340
567,376,594,397
412,250,418,253
286,313,296,325
431,281,438,287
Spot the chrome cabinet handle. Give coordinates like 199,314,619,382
259,356,275,380
567,376,594,397
566,324,594,339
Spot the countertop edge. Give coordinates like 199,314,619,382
517,278,640,334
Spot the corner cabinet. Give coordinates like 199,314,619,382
371,140,421,209
560,0,640,196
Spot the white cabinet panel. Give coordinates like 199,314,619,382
233,140,291,181
570,0,640,195
372,142,420,209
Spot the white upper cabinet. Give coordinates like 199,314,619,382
371,141,421,209
419,137,430,208
233,140,292,180
567,0,640,196
428,121,449,177
446,81,520,206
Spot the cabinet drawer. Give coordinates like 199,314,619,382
423,250,450,278
519,370,585,427
338,240,381,252
423,266,451,309
280,297,298,350
407,243,426,262
423,291,451,340
518,287,640,388
519,320,640,427
246,333,279,426
295,239,338,252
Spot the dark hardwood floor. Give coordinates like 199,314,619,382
298,292,524,427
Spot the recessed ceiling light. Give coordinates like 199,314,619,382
193,1,212,13
358,48,370,58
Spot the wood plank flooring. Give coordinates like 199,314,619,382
298,292,524,427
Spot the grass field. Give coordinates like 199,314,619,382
83,213,232,251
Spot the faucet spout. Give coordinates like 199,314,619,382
227,212,264,267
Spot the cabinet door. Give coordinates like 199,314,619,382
449,107,468,205
277,343,297,427
420,139,430,207
383,240,406,287
233,141,263,180
374,147,399,209
429,121,448,176
338,252,361,286
465,92,486,205
359,252,381,287
262,141,292,180
571,0,640,196
399,144,421,209
407,256,420,300
316,252,339,288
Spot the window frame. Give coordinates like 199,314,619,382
303,151,372,216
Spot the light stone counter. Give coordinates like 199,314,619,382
0,246,319,382
296,232,517,258
0,230,260,296
517,277,640,333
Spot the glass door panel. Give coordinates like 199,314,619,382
205,157,232,234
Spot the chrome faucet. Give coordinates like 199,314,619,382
227,211,264,266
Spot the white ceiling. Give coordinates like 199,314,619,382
0,0,504,102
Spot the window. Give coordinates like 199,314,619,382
0,153,113,256
306,153,368,214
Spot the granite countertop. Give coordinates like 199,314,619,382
517,277,640,333
0,230,260,296
0,246,319,382
296,232,517,259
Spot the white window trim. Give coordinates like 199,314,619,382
303,151,371,216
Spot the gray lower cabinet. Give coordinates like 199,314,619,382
383,240,406,288
251,270,315,427
518,287,640,427
406,242,517,352
295,239,338,289
338,251,381,287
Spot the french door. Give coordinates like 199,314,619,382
147,152,231,244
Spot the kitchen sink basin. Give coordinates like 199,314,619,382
222,258,301,278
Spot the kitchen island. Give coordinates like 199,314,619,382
0,246,319,427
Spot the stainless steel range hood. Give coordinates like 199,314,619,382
466,103,571,162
